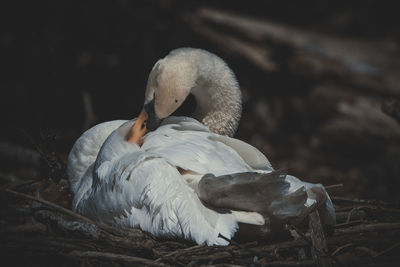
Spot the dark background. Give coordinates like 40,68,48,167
1,0,400,202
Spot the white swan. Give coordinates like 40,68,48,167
67,48,335,245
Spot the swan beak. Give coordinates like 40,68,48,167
127,108,148,145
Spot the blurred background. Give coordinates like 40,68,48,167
1,0,400,202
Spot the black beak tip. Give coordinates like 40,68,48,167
144,100,162,131
146,116,161,131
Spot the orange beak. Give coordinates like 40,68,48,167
127,108,148,146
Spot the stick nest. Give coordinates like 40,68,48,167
1,177,399,267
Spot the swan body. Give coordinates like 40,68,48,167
67,48,335,245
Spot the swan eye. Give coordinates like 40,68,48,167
141,120,147,130
175,99,178,103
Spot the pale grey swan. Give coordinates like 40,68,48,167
67,48,335,245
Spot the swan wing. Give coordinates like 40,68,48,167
67,120,128,194
208,135,272,171
77,150,239,245
142,118,253,176
158,117,272,171
73,121,239,245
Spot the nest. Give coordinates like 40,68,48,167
1,177,399,267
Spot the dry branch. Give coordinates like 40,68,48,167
67,251,166,266
184,13,277,73
5,188,149,240
2,184,400,266
334,222,400,235
184,7,400,177
4,188,155,253
308,211,332,267
188,7,400,97
382,98,400,124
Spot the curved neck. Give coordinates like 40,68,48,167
191,66,242,137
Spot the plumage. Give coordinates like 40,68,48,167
68,117,335,245
67,48,335,246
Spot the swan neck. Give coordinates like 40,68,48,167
192,67,241,137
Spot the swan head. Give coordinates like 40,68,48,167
128,48,242,144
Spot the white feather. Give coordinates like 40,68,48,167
68,117,335,245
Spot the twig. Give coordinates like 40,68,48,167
331,243,354,256
354,246,378,257
240,232,393,256
4,236,93,252
5,188,99,225
218,233,282,261
233,239,308,258
334,222,400,235
324,184,343,190
4,185,400,266
217,233,231,243
289,225,312,246
0,179,37,191
257,260,315,266
337,205,400,214
335,220,363,229
190,251,232,262
155,244,204,262
67,250,166,266
373,242,400,258
327,233,394,247
382,98,400,124
308,211,333,267
190,7,400,97
346,207,360,223
184,14,277,73
4,188,148,239
205,265,244,267
330,196,391,206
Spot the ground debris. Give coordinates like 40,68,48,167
1,179,399,266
